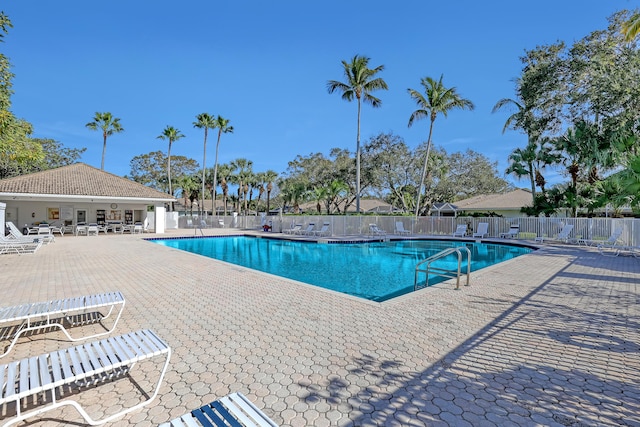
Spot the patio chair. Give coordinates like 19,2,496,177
535,224,574,244
86,223,99,236
282,223,302,235
313,222,331,237
578,227,623,247
160,392,278,427
499,224,520,239
0,236,43,255
395,221,411,235
295,223,316,235
369,224,387,236
452,224,467,237
133,222,144,234
5,221,54,244
48,221,65,236
0,291,126,358
472,222,489,238
0,329,171,427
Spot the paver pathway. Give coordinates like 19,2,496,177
0,231,638,426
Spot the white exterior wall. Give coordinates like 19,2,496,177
0,202,5,235
3,201,150,228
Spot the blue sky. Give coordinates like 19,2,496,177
3,0,636,188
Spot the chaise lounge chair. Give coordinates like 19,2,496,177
472,222,489,238
499,224,520,239
295,223,316,235
0,329,171,426
0,236,43,255
369,224,387,236
6,221,54,244
313,222,331,237
535,224,574,244
160,392,279,427
452,224,467,237
0,291,126,358
282,223,302,235
395,221,411,235
578,227,623,247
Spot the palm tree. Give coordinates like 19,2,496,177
156,126,185,210
327,54,388,214
407,75,475,217
193,113,217,215
230,158,253,215
85,112,124,170
263,170,279,213
210,116,234,215
217,163,234,216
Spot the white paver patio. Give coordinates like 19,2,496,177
0,229,638,426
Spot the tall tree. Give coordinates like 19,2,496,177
85,112,124,170
193,113,216,214
129,151,198,193
327,54,388,213
407,75,475,216
0,13,44,179
210,116,234,213
263,170,279,213
230,158,253,215
156,126,185,210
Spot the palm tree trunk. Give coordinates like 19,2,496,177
212,131,222,216
201,129,208,216
356,98,362,214
415,120,435,218
167,142,172,212
101,133,107,170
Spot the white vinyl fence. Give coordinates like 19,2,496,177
174,214,640,247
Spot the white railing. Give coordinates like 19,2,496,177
172,214,640,247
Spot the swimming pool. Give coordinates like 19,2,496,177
152,236,532,302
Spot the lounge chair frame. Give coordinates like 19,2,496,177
0,329,171,427
160,391,278,427
5,222,54,245
395,221,410,236
0,238,42,255
0,292,125,358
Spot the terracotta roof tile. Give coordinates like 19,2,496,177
0,163,174,200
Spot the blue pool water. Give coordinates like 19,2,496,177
152,236,532,302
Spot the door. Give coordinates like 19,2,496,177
76,209,86,224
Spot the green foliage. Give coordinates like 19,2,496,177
128,151,198,194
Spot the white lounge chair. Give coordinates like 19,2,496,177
313,222,331,237
133,222,144,234
0,236,43,255
0,329,171,426
499,224,520,239
578,227,623,247
5,221,54,244
0,291,126,358
395,221,410,235
294,223,315,235
283,224,302,235
369,224,387,236
472,222,489,238
452,224,467,237
535,224,574,243
161,392,278,427
598,243,640,257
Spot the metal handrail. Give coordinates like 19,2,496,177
414,246,471,291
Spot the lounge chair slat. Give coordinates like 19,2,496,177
0,364,5,399
67,346,86,377
38,354,52,388
4,361,17,398
49,351,64,386
56,349,74,380
213,398,245,427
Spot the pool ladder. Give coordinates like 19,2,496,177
414,247,471,291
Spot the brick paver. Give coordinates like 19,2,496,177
0,230,638,426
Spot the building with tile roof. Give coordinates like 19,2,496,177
0,163,175,233
432,189,533,217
